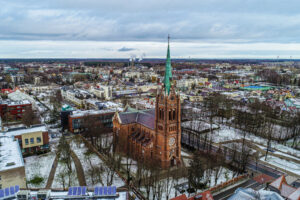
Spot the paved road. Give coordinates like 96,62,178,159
213,179,255,200
247,162,281,178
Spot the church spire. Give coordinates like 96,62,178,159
164,35,172,94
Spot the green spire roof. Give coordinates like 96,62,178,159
164,35,172,94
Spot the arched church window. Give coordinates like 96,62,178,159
173,109,176,120
169,110,172,121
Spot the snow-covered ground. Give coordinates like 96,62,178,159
182,120,218,132
52,158,79,188
181,150,192,157
25,152,56,188
120,157,138,175
211,125,300,158
273,151,300,161
260,156,300,175
140,167,234,200
70,140,125,187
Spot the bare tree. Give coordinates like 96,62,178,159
22,106,40,127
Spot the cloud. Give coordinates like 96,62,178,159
118,47,136,52
1,40,300,59
1,0,300,57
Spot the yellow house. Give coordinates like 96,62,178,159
21,131,44,149
188,95,204,102
7,125,49,154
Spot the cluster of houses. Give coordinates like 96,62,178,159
0,123,50,188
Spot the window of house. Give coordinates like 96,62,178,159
30,138,34,144
25,139,29,145
37,137,41,143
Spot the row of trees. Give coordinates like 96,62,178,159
187,93,300,147
257,69,300,86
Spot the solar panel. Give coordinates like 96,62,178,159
77,187,81,196
112,186,116,195
10,186,15,195
107,187,111,195
94,187,98,195
72,187,77,195
99,187,103,196
15,185,20,193
68,187,73,195
82,187,87,195
103,187,107,196
4,188,9,196
0,189,4,198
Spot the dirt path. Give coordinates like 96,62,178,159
78,135,146,200
70,150,87,186
45,155,58,188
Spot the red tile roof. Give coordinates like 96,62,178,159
170,194,188,200
253,174,274,184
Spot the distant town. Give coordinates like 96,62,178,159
0,42,300,200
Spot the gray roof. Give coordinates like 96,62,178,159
118,108,155,130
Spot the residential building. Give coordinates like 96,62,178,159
8,90,37,109
0,136,26,188
90,85,112,100
61,87,92,109
0,100,31,120
269,175,300,200
1,125,49,155
67,109,115,133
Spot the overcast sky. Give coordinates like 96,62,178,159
1,0,300,59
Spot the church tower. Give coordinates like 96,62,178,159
155,35,181,168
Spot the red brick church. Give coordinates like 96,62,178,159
113,37,181,168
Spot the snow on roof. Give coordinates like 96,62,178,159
8,90,37,107
288,187,300,200
70,109,116,118
228,188,284,200
1,125,47,137
0,99,31,106
280,183,296,198
0,136,24,171
270,175,286,190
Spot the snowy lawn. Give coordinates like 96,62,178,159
52,158,79,189
182,120,218,132
273,151,300,161
260,156,300,175
140,167,234,200
211,126,300,158
25,152,56,188
70,140,125,187
181,150,192,157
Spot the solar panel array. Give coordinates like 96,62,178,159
67,186,87,196
94,186,117,196
0,185,20,199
